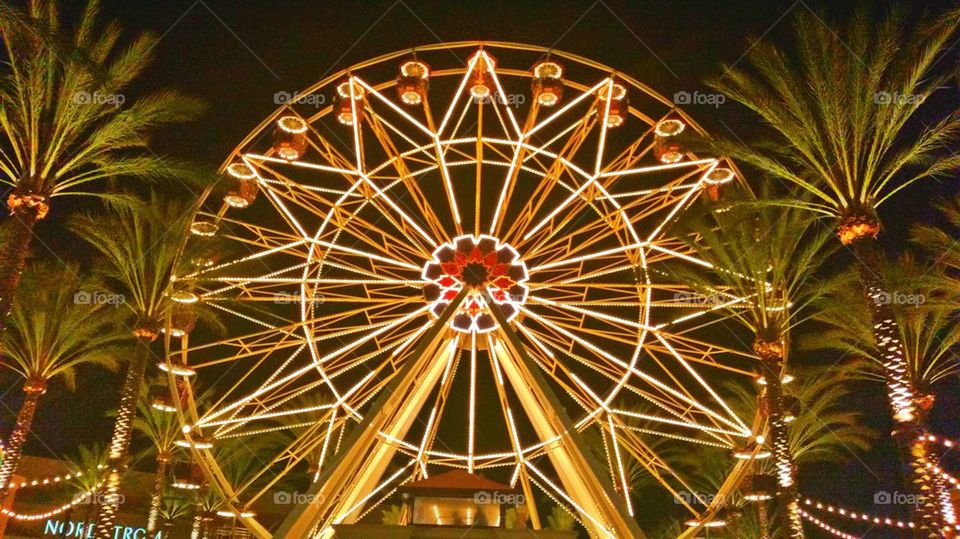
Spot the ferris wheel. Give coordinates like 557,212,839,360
162,41,764,538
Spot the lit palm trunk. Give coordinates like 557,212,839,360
93,346,150,538
757,499,770,539
147,455,170,534
0,381,45,501
190,514,202,539
846,234,943,536
756,340,804,539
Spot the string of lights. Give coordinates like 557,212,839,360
802,498,915,530
9,463,106,490
12,471,84,490
921,434,957,450
798,508,858,539
1,481,105,522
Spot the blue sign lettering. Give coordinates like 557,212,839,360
41,520,161,539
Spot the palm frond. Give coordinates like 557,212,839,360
803,255,960,394
0,259,130,389
667,185,836,340
710,6,960,221
0,0,205,203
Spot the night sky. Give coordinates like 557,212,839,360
3,0,960,535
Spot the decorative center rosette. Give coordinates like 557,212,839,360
422,235,529,333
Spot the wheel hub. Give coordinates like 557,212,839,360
422,234,529,334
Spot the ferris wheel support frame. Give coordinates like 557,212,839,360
484,290,646,539
275,289,468,538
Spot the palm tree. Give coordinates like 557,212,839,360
157,490,191,537
670,186,836,538
64,444,109,526
667,362,876,538
0,0,204,326
188,438,268,539
68,193,200,537
545,505,577,531
709,6,960,533
0,261,129,502
727,362,878,466
806,257,960,527
133,381,183,535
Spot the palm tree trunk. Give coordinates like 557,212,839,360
93,349,149,538
147,456,169,534
850,238,943,537
0,383,45,504
757,500,770,539
191,513,202,539
933,472,957,527
758,357,804,539
0,206,38,330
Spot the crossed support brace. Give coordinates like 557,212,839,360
275,287,644,538
483,290,645,539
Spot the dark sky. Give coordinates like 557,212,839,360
4,0,960,535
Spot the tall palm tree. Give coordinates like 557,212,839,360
709,6,960,534
0,0,204,326
806,257,960,527
68,193,200,538
670,186,836,538
0,261,128,502
133,381,183,535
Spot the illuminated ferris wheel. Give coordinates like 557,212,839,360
162,41,764,538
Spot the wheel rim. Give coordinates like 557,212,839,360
164,41,762,537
